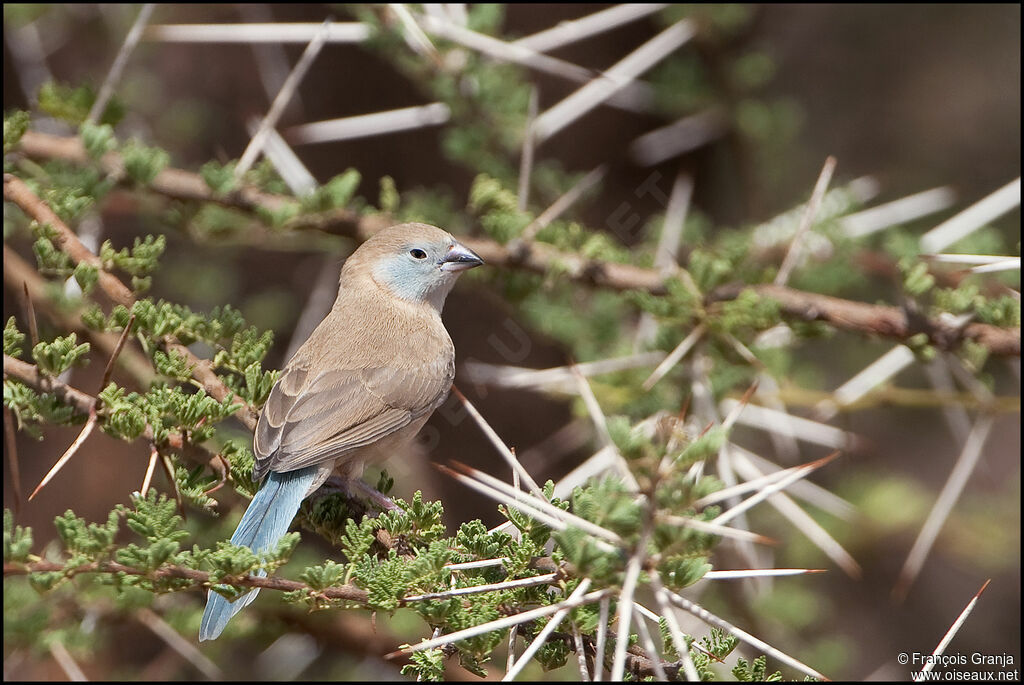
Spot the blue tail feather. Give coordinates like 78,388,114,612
199,466,318,641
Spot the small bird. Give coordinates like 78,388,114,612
200,222,483,641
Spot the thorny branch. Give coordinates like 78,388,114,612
13,131,1019,357
3,354,223,474
3,171,261,428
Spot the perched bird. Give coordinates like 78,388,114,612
200,222,483,641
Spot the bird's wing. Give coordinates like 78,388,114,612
253,362,453,480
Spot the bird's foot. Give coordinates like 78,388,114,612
316,476,404,514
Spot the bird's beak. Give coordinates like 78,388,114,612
440,242,484,272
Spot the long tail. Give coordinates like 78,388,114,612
199,466,318,641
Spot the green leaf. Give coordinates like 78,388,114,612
4,317,25,358
4,509,34,563
120,139,170,185
4,110,31,155
32,333,90,376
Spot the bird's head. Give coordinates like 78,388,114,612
343,223,484,311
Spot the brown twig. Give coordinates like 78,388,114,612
3,172,260,428
27,314,137,501
3,354,221,471
709,283,1020,357
11,132,1019,356
4,246,155,385
3,559,370,602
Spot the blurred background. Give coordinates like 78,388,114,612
4,4,1020,681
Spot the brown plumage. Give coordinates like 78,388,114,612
200,222,483,641
254,222,477,489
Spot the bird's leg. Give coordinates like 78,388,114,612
316,476,404,514
347,478,403,513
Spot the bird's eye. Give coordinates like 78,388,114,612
410,248,427,260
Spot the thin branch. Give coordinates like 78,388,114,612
4,560,369,603
5,246,155,385
4,173,260,427
4,354,222,472
20,281,39,349
12,134,1020,356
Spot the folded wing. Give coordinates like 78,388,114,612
253,362,453,481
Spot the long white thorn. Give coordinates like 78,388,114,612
775,156,837,286
841,186,956,239
246,118,317,196
816,345,917,421
145,22,371,43
453,388,545,498
87,3,155,124
610,535,647,681
895,415,996,600
914,580,992,680
403,573,558,602
391,589,611,656
720,398,860,450
649,571,701,681
415,12,654,114
920,178,1021,253
287,103,451,145
663,588,828,680
514,4,671,53
594,595,610,681
728,446,862,578
236,20,331,177
642,323,707,391
730,445,858,520
503,579,593,681
448,462,624,545
711,453,840,526
533,20,696,142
